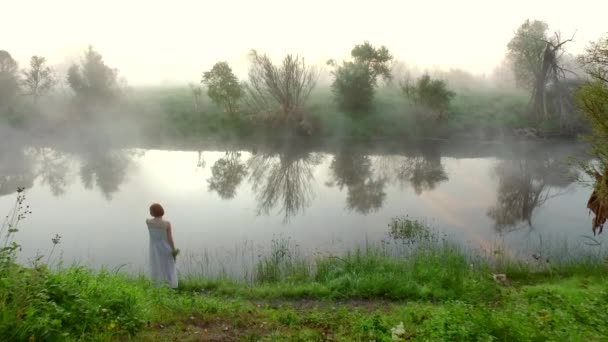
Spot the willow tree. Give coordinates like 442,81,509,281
243,50,318,128
577,34,608,234
507,20,574,126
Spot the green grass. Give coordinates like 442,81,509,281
144,84,587,144
5,83,584,141
448,88,529,135
2,200,606,341
1,240,606,341
140,85,542,141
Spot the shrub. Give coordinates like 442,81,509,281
402,73,455,122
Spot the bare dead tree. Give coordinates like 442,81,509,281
530,31,576,125
243,50,319,126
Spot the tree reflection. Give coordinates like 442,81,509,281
0,147,35,197
207,151,248,199
329,150,386,214
487,156,576,233
248,148,321,221
346,179,386,214
394,146,448,195
78,149,136,200
34,148,70,196
196,151,206,169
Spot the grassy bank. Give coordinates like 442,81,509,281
1,244,606,341
139,85,543,141
1,215,606,340
6,84,584,144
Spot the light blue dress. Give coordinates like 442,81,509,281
146,218,178,288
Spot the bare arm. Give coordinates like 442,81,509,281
166,222,176,252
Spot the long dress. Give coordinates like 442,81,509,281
146,218,178,288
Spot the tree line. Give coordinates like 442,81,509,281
0,46,121,123
0,19,604,138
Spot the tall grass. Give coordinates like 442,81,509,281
180,217,606,302
254,237,310,283
1,191,606,340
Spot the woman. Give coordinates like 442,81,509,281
146,203,178,288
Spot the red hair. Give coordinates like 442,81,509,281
149,203,165,217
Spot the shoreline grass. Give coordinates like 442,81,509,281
1,200,606,340
2,240,605,341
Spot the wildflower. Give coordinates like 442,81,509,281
391,322,406,340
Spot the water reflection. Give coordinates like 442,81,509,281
78,149,137,200
34,148,70,196
196,151,206,169
329,150,387,214
395,155,448,195
0,147,35,197
375,144,448,196
207,151,248,200
248,148,321,221
487,155,577,233
1,146,138,200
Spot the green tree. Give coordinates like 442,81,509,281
21,56,55,101
576,34,608,234
329,42,393,113
507,20,549,89
202,62,242,115
402,73,455,122
579,35,608,84
328,62,374,113
0,50,20,116
67,46,120,109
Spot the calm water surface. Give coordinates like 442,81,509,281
0,139,601,276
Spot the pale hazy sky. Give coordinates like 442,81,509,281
3,0,607,85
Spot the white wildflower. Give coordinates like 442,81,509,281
391,322,406,340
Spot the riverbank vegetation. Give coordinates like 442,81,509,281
0,19,597,142
576,34,608,235
3,18,608,341
1,191,607,340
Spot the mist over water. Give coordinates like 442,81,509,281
0,137,596,275
2,0,608,279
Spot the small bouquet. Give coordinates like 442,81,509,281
172,248,181,260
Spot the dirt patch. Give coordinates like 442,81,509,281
250,298,398,312
139,316,270,341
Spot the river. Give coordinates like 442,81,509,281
0,138,601,277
